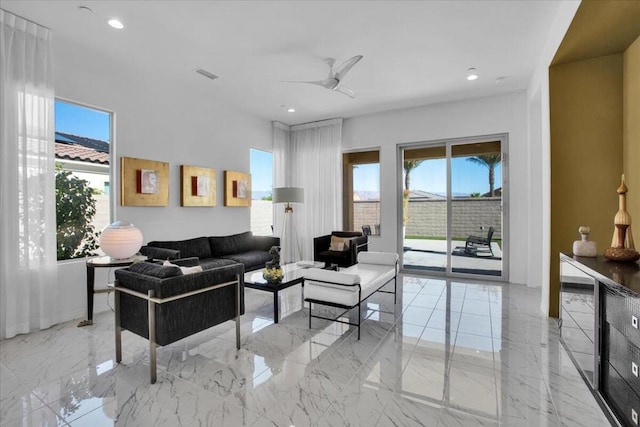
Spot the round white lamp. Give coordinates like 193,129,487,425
99,221,143,259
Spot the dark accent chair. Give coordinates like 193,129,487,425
114,258,244,383
313,231,368,268
465,226,495,256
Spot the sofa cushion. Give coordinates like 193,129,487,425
198,258,239,271
221,250,272,272
209,235,238,256
232,231,255,253
129,262,183,279
357,251,399,267
148,237,212,259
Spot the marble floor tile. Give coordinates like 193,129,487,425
376,391,442,427
0,274,613,426
438,407,500,427
457,312,493,338
426,308,462,331
317,378,393,427
0,366,49,426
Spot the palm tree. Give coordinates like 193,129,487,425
402,160,423,226
466,154,501,196
403,160,423,192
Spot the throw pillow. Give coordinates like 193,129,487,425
330,235,351,252
180,265,203,275
330,241,346,251
164,260,202,275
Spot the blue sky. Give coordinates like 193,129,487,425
55,100,110,141
410,158,502,195
55,100,500,196
250,148,273,192
352,158,501,195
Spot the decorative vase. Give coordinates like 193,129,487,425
573,226,597,257
603,175,640,263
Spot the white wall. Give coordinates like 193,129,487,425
526,1,580,315
342,92,528,285
52,34,272,322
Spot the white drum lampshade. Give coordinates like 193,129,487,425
99,221,143,259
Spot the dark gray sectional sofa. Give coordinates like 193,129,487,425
140,231,280,272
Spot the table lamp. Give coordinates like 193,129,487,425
99,221,143,259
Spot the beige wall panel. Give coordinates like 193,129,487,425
624,36,640,242
549,54,623,317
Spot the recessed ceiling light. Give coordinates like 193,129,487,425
466,68,478,81
108,19,124,29
287,108,296,113
78,6,93,13
496,76,507,84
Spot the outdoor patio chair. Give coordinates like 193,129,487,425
465,226,495,256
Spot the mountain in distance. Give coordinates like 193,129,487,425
353,191,380,201
252,190,272,200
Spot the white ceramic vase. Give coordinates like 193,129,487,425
573,226,597,257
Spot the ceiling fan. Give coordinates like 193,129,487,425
284,55,363,98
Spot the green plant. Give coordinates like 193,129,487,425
470,192,481,198
55,167,100,260
261,194,272,201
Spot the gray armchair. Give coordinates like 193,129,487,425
113,259,244,383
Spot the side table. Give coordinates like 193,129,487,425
77,254,147,327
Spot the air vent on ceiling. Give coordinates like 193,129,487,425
195,68,219,80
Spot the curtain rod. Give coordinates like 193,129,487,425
0,8,52,31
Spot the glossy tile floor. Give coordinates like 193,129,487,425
1,274,612,426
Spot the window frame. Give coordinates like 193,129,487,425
342,149,381,235
54,97,114,261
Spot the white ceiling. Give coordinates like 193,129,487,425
2,1,565,125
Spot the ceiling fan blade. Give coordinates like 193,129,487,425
335,55,363,81
324,57,336,79
334,85,356,98
283,78,338,89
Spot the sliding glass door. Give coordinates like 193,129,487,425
401,135,507,280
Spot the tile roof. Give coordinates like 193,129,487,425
55,143,109,164
55,132,109,165
55,132,109,152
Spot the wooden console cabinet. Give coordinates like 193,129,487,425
560,253,640,426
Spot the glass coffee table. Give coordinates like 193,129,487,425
244,262,325,323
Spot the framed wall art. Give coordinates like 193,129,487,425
224,170,251,207
180,165,216,207
121,157,169,206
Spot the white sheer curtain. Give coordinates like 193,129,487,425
272,119,342,262
1,10,58,339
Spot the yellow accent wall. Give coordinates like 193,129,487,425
549,55,624,317
624,36,640,245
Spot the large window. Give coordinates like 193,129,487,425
250,148,273,236
343,150,380,235
55,100,111,260
401,137,506,279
